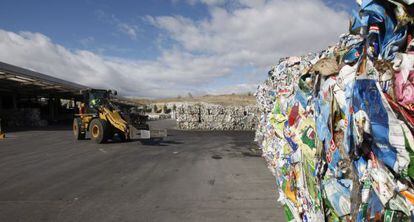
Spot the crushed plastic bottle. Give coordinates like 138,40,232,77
255,1,414,221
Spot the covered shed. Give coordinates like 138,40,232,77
0,61,87,129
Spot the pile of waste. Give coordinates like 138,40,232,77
176,103,258,130
255,0,414,221
0,108,47,128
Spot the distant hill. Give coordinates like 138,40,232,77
133,94,256,106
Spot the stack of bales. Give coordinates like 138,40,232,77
176,103,258,130
255,1,414,221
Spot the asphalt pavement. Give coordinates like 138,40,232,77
0,120,284,222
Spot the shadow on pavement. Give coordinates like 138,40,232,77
134,139,183,146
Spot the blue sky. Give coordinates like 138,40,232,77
0,0,355,98
0,0,205,59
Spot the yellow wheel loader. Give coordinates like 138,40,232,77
73,89,166,144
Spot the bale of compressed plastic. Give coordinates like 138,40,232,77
175,103,258,130
255,1,414,221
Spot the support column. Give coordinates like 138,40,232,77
0,95,4,138
48,97,55,122
0,117,4,139
12,95,17,109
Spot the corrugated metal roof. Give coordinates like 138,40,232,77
0,61,88,98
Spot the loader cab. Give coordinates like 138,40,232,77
81,89,116,114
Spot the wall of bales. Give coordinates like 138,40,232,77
176,103,258,130
254,1,414,219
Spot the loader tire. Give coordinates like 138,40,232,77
89,119,109,144
118,133,128,142
73,118,85,140
107,126,115,140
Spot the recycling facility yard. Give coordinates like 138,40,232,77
6,0,414,221
0,120,283,222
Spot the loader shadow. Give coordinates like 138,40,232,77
132,139,183,146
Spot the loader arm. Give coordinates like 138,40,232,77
99,107,129,134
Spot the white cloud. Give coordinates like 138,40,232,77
188,0,266,7
0,30,230,98
151,0,349,68
95,9,139,40
117,23,138,40
198,0,225,5
0,0,349,98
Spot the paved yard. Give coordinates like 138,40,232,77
0,120,284,222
